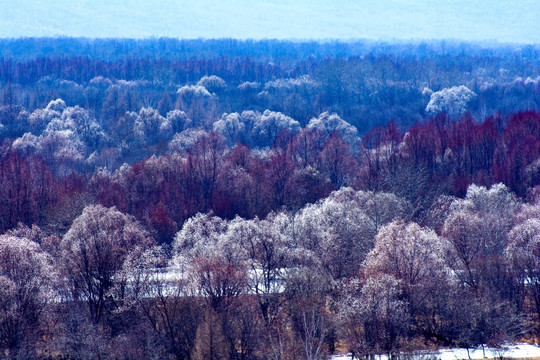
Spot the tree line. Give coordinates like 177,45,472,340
0,105,537,242
1,38,540,136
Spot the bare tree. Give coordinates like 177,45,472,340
60,204,155,323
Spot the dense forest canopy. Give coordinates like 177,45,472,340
0,38,539,359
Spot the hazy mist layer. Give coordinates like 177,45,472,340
1,0,539,43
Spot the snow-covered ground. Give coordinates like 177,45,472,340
333,343,540,360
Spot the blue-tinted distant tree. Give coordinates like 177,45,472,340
253,110,300,148
157,91,173,116
426,85,477,117
197,75,226,94
134,107,172,145
307,112,359,150
60,105,105,149
167,109,193,134
213,112,247,146
27,98,64,133
168,128,209,154
176,85,213,127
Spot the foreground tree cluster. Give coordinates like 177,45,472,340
2,183,540,360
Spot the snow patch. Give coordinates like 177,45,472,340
332,343,540,360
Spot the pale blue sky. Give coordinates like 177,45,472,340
1,0,539,43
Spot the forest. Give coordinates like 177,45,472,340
0,38,539,360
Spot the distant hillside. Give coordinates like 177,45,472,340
0,37,538,63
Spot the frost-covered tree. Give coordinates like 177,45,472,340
37,129,88,172
447,183,520,250
442,210,485,289
352,190,409,234
213,112,247,146
28,102,105,150
61,106,106,149
176,85,213,127
173,212,312,322
168,128,209,154
177,84,212,99
172,213,248,313
339,274,408,357
173,213,246,279
294,188,405,279
238,81,260,91
505,203,540,329
60,105,105,149
264,75,318,93
18,102,107,170
212,110,259,146
135,107,173,144
441,184,527,347
0,235,56,356
167,109,193,134
443,183,521,298
253,110,300,147
12,132,38,155
425,85,477,117
453,183,520,218
307,112,359,150
173,213,230,266
295,197,370,279
27,98,64,133
364,220,451,319
197,75,226,94
60,204,154,322
113,110,139,148
228,214,310,321
45,98,67,112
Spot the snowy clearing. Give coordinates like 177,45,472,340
332,343,540,360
